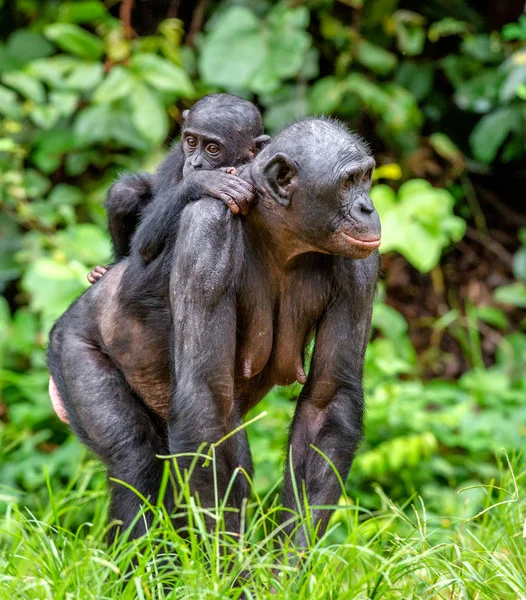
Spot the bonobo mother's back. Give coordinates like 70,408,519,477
48,260,173,420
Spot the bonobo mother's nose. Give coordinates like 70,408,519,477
350,195,381,238
356,196,375,215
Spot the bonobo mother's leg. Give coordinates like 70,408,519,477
168,200,251,534
48,331,171,541
282,256,378,546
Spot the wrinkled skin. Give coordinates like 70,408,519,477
47,118,380,548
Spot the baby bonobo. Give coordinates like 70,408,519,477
87,93,269,283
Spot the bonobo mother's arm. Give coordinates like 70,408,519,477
166,199,251,532
282,253,379,546
132,170,255,263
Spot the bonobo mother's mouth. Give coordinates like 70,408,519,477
340,232,381,250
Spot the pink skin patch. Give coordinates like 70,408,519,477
49,376,69,424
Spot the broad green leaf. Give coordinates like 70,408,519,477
500,64,526,102
2,72,45,102
58,1,108,23
308,77,344,113
0,84,21,118
75,103,114,144
131,54,194,96
92,66,136,103
63,61,103,90
54,223,111,265
6,30,54,64
469,107,521,163
199,7,266,89
373,180,464,272
395,61,434,101
29,104,61,130
130,84,168,145
495,283,526,308
356,40,397,75
462,34,504,63
21,257,89,333
48,184,84,206
428,18,469,42
44,23,104,60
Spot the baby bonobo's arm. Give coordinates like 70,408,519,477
133,168,254,264
87,172,155,284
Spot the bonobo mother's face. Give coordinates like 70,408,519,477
258,119,381,260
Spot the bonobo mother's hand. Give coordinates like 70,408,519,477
186,168,255,215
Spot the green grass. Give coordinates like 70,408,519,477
0,452,524,600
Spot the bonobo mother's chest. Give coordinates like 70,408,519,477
237,253,333,388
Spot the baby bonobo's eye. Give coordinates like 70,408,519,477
206,143,220,156
185,136,197,149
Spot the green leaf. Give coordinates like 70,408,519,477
92,66,136,103
0,84,21,118
469,107,521,163
129,84,168,145
473,306,508,329
44,23,104,60
495,283,526,308
48,184,84,206
29,104,61,130
500,64,526,102
462,34,504,63
428,18,470,42
2,72,45,102
49,90,78,117
54,223,110,265
372,180,465,272
6,30,54,65
58,1,108,23
75,103,114,144
130,54,194,96
308,77,344,113
199,7,266,89
63,61,103,90
356,40,397,75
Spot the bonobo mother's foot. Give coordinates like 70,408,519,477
87,265,108,284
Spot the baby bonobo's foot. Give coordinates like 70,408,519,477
87,265,108,284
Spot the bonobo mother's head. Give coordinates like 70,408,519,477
252,118,381,260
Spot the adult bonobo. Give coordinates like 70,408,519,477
47,117,380,546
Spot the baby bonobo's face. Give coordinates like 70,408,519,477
181,113,256,178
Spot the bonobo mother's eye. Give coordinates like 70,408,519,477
341,175,354,191
206,143,220,156
185,136,197,150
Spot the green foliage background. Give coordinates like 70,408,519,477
0,0,525,526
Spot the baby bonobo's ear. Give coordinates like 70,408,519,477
182,109,189,120
253,134,271,154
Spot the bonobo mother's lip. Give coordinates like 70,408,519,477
340,232,381,250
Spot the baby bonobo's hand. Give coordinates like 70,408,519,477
87,265,108,284
187,168,255,215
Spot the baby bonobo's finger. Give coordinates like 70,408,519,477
220,194,240,214
87,265,108,284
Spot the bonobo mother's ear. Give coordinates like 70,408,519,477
253,134,271,154
262,152,298,208
182,109,189,120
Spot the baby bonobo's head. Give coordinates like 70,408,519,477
181,94,269,178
